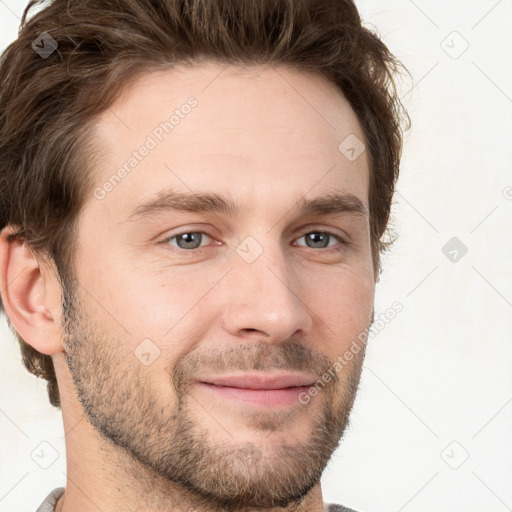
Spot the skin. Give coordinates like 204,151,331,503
0,61,375,512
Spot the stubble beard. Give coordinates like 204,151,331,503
60,280,367,510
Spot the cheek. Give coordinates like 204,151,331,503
309,266,374,344
106,263,219,345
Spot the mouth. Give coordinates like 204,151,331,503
196,372,317,407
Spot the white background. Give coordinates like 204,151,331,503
1,1,511,511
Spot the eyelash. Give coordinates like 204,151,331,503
159,229,348,255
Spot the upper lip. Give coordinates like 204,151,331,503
198,372,317,390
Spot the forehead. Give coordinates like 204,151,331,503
86,61,369,220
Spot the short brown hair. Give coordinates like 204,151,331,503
0,0,410,408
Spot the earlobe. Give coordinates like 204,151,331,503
0,226,63,355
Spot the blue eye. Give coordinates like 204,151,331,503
163,231,212,250
294,231,345,250
161,230,346,254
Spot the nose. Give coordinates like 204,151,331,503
221,241,314,343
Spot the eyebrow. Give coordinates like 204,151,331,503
124,190,368,223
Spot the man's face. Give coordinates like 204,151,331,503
61,62,375,509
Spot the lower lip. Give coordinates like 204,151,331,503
197,382,312,407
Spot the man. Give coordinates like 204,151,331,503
0,0,409,510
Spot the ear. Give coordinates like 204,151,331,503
0,225,64,355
